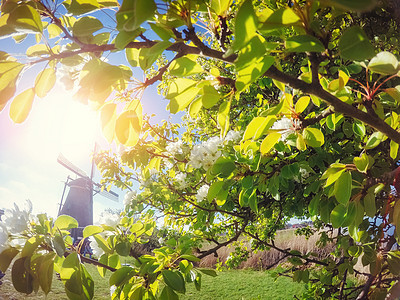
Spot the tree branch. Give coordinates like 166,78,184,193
264,66,400,144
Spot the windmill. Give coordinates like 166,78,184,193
57,145,118,239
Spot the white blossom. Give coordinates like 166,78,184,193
166,140,184,156
89,236,104,258
196,184,209,201
175,173,188,189
3,200,32,234
110,285,117,296
270,117,297,141
225,130,242,143
162,157,174,169
98,211,120,227
189,137,223,170
123,191,137,206
0,225,9,253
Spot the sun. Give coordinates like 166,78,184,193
22,86,101,168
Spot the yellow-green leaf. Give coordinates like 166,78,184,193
101,103,117,142
390,140,399,160
73,16,103,37
169,55,203,77
47,23,62,39
260,132,281,154
295,96,310,114
232,0,258,50
115,110,141,146
303,127,324,147
9,88,35,123
35,68,56,98
8,5,43,33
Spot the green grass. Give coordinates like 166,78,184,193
181,269,305,300
0,267,304,300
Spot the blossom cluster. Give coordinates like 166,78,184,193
196,184,210,201
124,190,137,207
189,136,223,170
270,117,298,141
0,200,32,253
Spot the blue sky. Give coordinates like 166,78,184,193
0,35,173,220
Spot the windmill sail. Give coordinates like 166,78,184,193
57,153,88,178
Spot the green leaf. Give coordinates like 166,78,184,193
54,215,79,230
115,110,141,147
207,181,224,202
160,286,179,300
93,235,112,254
391,140,399,160
167,78,200,113
199,86,219,110
73,16,103,37
211,157,236,178
353,153,372,173
115,28,142,50
248,189,258,213
139,40,172,71
260,132,281,154
80,264,94,299
328,0,377,12
198,268,218,277
334,171,352,205
302,128,324,147
47,23,62,39
21,236,42,258
169,55,203,77
180,254,201,262
232,0,258,50
26,44,49,57
115,241,131,256
236,55,274,92
39,253,56,295
9,88,35,124
109,266,134,286
0,247,19,272
63,0,100,15
217,99,231,136
162,270,186,294
364,192,376,217
365,132,384,149
8,5,43,33
243,116,276,140
125,48,140,68
210,0,233,16
116,0,156,32
83,225,104,238
258,7,301,32
100,103,117,142
330,204,347,228
12,257,33,294
53,235,65,257
295,96,310,114
338,26,375,61
35,68,56,98
149,22,174,41
0,61,24,92
368,51,399,75
285,35,325,53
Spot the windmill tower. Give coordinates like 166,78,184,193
57,147,118,239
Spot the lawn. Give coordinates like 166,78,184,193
182,269,305,300
0,266,304,300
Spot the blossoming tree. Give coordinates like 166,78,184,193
3,0,400,299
